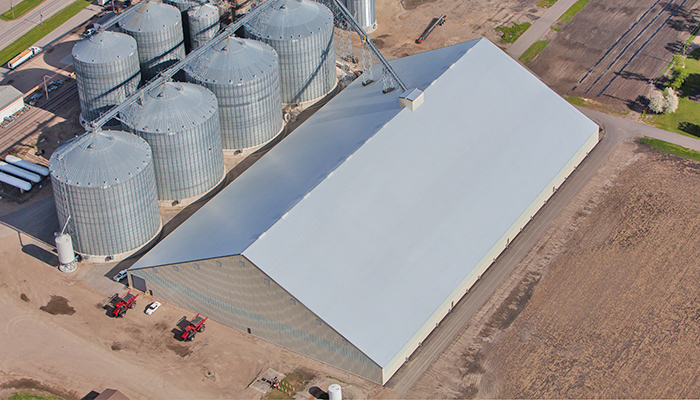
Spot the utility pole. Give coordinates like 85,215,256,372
10,0,14,19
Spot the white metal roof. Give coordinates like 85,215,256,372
133,38,598,368
0,85,23,111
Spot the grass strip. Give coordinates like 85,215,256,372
0,0,90,67
1,0,46,21
537,0,558,8
496,22,531,43
0,0,45,21
519,40,549,64
640,137,700,162
557,0,590,24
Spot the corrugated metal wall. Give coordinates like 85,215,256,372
131,255,383,383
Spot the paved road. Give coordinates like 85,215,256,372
0,0,76,49
386,109,700,392
508,0,580,59
0,3,101,79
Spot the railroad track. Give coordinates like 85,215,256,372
0,83,79,154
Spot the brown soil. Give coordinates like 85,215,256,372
166,343,193,358
480,143,700,398
39,295,75,315
529,0,700,112
0,222,381,400
372,0,545,59
400,139,646,399
398,140,700,398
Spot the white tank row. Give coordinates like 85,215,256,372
0,155,48,193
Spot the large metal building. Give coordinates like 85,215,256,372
244,0,336,105
50,130,161,262
118,1,186,82
184,37,283,150
129,39,599,384
120,81,225,204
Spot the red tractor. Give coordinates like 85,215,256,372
181,314,207,341
112,290,138,318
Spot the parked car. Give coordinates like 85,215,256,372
113,269,127,282
145,301,161,315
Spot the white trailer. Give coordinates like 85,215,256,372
7,47,41,69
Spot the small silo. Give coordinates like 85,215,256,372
188,4,220,50
163,0,199,11
163,0,200,53
72,31,140,123
49,130,161,261
184,37,283,150
118,1,186,82
345,0,376,33
120,81,225,204
244,0,336,105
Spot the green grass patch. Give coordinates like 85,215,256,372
519,40,549,64
640,137,700,162
496,22,531,43
647,56,700,138
647,97,700,138
0,0,90,67
1,0,45,21
7,393,64,400
557,0,590,24
537,0,558,7
551,25,562,32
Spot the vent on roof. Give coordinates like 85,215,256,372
399,88,424,111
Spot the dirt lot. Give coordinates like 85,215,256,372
371,0,546,59
0,221,384,399
384,140,700,398
529,0,700,112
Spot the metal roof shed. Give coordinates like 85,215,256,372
131,38,599,384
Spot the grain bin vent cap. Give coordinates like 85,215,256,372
184,37,278,84
118,1,181,33
120,81,218,134
245,0,333,40
72,31,137,63
49,130,152,188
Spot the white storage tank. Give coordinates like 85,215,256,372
49,130,161,262
244,0,336,105
120,81,225,204
55,233,77,273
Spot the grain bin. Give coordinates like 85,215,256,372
184,37,283,150
163,0,200,52
120,81,225,203
49,130,161,261
345,0,376,33
244,0,336,105
188,4,220,50
72,31,140,123
118,1,186,82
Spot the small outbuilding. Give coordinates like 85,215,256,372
129,38,599,384
0,85,24,121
